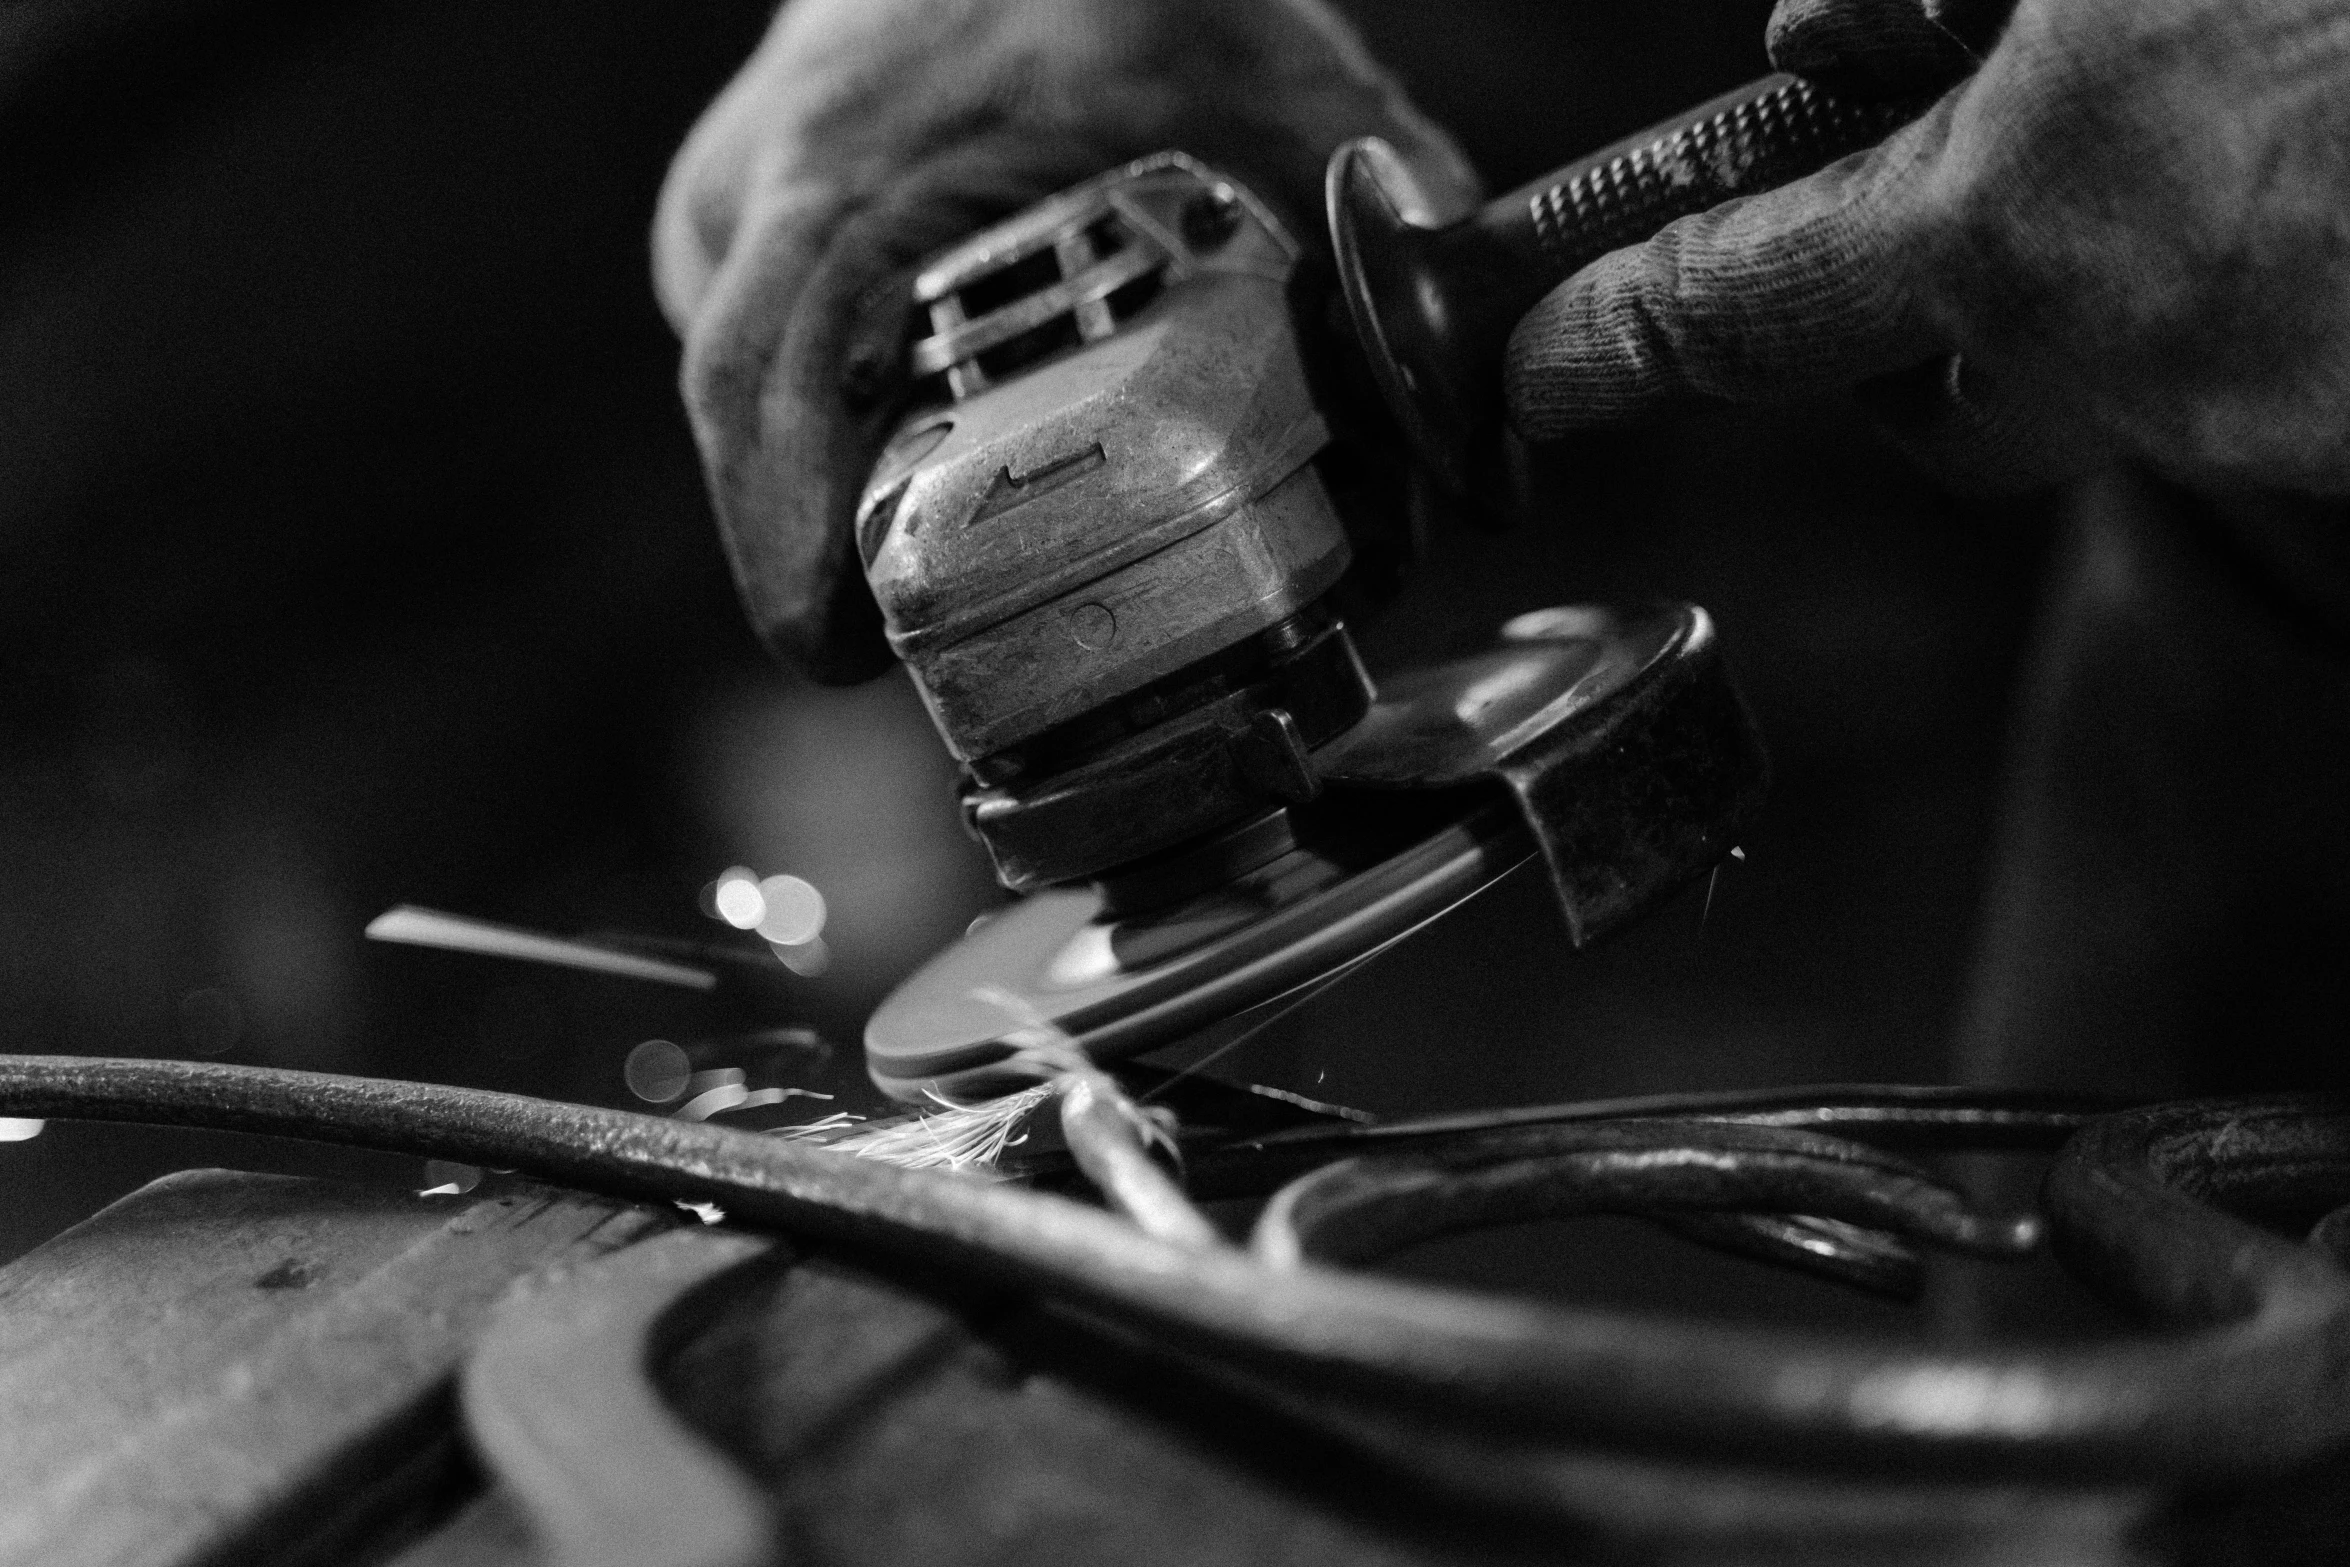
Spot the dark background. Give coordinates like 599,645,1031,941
0,0,2049,1287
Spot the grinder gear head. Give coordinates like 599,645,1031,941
858,153,1369,892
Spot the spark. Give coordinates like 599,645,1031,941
365,906,716,991
418,1159,480,1197
712,867,764,930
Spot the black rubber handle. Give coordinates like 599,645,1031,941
1506,74,1915,289
1329,73,1923,495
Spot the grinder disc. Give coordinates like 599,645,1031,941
865,790,1534,1101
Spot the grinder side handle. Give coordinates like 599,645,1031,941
1329,73,1923,497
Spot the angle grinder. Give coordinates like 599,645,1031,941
857,76,1922,1102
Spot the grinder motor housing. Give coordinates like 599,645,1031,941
856,154,1377,896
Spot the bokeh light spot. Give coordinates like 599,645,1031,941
754,874,826,946
712,866,764,930
625,1038,694,1104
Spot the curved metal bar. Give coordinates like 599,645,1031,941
1181,1083,2137,1199
5,1057,2347,1485
2015,1097,2350,1464
1057,1075,1222,1250
1655,1211,1925,1301
1248,1120,2039,1268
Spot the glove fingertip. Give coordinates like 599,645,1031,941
1504,258,1683,439
1502,284,1591,441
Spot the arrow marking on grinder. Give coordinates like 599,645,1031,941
964,443,1105,527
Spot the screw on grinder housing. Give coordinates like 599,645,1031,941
857,153,1371,893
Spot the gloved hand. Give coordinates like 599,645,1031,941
655,0,1476,682
1504,0,2350,501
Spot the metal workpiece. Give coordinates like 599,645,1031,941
1174,1083,2134,1201
1248,1119,2041,1270
9,1057,2350,1490
862,152,1347,761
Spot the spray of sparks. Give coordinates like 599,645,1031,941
772,988,1172,1175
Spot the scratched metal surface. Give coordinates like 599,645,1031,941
0,1171,661,1567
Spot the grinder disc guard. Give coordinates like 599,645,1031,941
867,604,1765,1101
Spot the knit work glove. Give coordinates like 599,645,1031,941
654,0,1476,681
1504,0,2350,500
